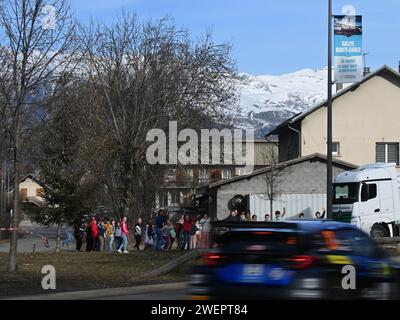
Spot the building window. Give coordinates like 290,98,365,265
36,188,44,197
210,169,222,182
186,169,194,179
172,192,181,206
361,183,377,202
332,142,340,156
235,167,247,176
164,168,176,184
20,188,28,200
199,169,209,184
376,143,399,165
222,169,232,180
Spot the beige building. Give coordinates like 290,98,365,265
159,140,277,208
267,65,400,168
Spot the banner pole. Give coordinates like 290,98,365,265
327,0,333,219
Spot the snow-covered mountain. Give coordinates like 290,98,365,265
235,68,328,138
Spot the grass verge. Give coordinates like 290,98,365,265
0,250,197,298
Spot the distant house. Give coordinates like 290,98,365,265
266,65,400,168
8,174,46,207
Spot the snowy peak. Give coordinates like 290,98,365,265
235,68,328,137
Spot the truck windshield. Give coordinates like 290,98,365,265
333,183,359,204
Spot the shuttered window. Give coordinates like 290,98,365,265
36,188,44,197
376,143,399,165
20,188,28,201
332,142,340,156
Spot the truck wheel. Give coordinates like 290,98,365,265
394,225,400,237
370,224,389,238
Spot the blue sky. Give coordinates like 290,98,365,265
69,0,400,75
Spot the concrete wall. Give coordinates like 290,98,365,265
250,193,326,220
301,74,400,166
213,159,349,219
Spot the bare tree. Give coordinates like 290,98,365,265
78,14,238,221
0,0,78,272
261,143,290,218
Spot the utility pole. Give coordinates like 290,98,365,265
327,0,333,219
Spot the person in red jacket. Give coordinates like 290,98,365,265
89,216,98,251
118,216,129,254
181,215,192,250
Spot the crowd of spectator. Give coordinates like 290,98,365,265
66,207,326,252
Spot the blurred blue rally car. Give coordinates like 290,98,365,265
190,220,400,300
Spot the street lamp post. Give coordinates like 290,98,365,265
327,0,333,219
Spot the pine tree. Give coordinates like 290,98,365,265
30,80,96,252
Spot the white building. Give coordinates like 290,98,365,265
8,174,46,207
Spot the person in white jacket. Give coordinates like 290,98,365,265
133,218,143,250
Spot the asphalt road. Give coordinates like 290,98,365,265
0,221,69,253
95,289,189,300
6,282,191,300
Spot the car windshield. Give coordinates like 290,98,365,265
216,231,301,255
333,183,359,204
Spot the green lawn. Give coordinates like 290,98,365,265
0,251,197,298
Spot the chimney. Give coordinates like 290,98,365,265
398,61,400,73
363,67,371,77
335,83,343,92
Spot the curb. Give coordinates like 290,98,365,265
4,282,189,300
143,249,201,278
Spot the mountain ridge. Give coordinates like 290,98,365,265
235,68,328,137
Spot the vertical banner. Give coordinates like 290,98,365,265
334,15,363,83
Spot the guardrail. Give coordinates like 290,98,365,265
374,237,400,244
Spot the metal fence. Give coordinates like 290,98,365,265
249,193,327,220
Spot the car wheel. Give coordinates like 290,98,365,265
371,224,389,238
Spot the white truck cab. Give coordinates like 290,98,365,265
333,163,400,238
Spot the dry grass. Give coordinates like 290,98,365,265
0,250,196,298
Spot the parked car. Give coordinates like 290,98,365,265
190,220,400,300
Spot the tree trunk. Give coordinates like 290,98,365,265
0,167,3,240
270,199,273,220
8,142,20,272
56,222,62,253
270,181,274,220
